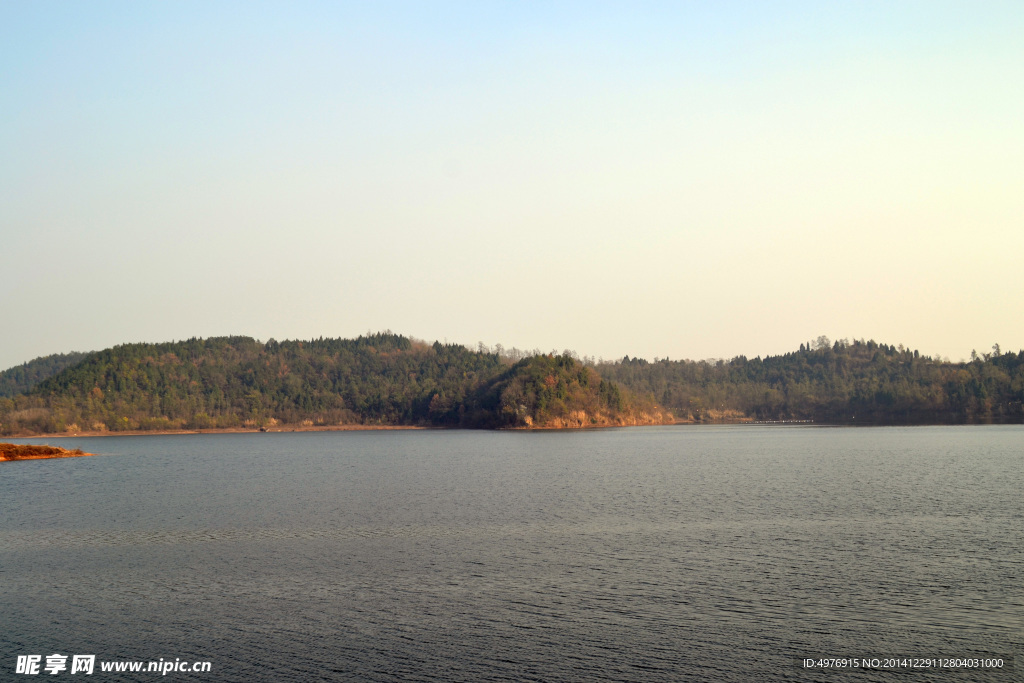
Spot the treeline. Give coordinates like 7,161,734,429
0,334,664,435
0,351,89,398
1,334,1021,435
1,334,496,433
598,337,1024,424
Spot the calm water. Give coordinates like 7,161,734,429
1,426,1021,681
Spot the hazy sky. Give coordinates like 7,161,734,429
2,1,1022,370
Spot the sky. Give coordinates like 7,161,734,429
2,1,1022,370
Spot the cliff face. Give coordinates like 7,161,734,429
464,354,672,429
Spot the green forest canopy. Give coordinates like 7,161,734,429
0,351,89,398
0,334,1021,435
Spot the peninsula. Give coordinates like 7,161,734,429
0,443,94,461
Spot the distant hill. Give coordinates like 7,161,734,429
0,334,661,435
1,334,495,434
1,334,1021,436
0,352,90,398
599,338,1024,425
462,353,672,428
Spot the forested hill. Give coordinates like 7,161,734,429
462,354,672,429
0,334,666,435
599,338,1024,424
0,352,90,398
2,334,497,434
1,334,1021,435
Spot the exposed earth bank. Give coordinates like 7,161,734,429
0,443,94,461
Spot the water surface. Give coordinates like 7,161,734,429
2,426,1021,680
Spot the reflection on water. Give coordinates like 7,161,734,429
2,426,1021,681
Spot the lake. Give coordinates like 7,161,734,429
1,426,1021,681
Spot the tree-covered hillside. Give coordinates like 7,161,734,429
461,354,672,428
0,334,669,435
599,338,1024,424
0,352,90,398
0,334,506,434
1,334,1021,435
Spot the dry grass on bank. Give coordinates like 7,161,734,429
0,443,93,461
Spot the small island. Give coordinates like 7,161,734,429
0,443,93,461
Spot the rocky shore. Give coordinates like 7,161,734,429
0,443,94,461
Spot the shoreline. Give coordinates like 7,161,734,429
4,419,758,440
6,424,428,440
4,420,1013,441
0,443,96,461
